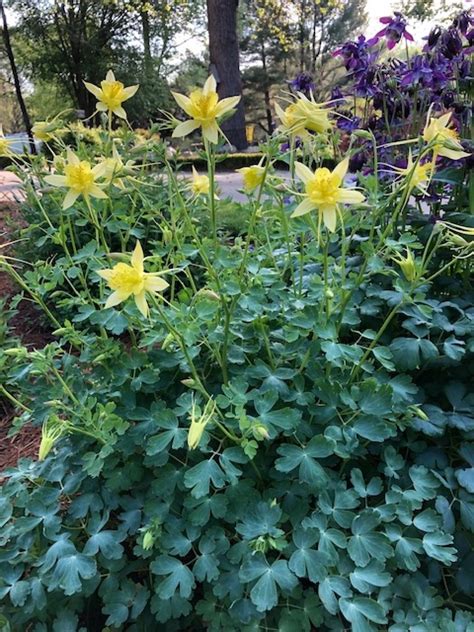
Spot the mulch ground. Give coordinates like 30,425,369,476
1,197,52,474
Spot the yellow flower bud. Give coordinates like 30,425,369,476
252,423,270,441
187,397,216,450
393,248,417,282
142,531,155,550
236,165,266,193
38,415,67,461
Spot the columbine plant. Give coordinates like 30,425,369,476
0,23,474,631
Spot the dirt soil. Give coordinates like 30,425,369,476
1,199,51,475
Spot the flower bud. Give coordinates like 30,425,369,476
162,333,175,350
252,423,270,441
187,397,215,450
142,531,155,550
351,129,373,140
393,248,417,282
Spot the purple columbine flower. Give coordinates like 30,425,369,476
290,73,315,95
400,54,434,88
337,114,360,132
369,12,414,50
333,35,377,75
452,10,474,35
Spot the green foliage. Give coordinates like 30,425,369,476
0,115,474,631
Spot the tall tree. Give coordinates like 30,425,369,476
206,0,247,149
241,0,293,134
0,0,36,153
15,0,133,118
291,0,367,77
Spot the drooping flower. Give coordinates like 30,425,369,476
171,75,240,144
237,165,266,193
84,70,139,119
275,94,332,139
0,125,12,156
189,166,210,195
333,35,377,75
370,12,414,50
44,149,108,209
392,150,433,196
97,241,169,318
101,144,136,189
187,397,216,450
392,248,418,282
423,111,470,161
291,158,365,232
290,73,314,95
32,120,58,143
38,415,67,461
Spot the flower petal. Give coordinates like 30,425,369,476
172,119,200,138
203,74,217,95
44,175,67,187
145,275,169,293
83,81,103,100
337,189,365,204
122,85,139,100
66,149,80,165
332,158,349,183
97,102,108,112
171,91,194,117
105,70,116,82
439,147,470,161
215,96,240,117
134,291,149,318
291,197,315,218
322,205,337,232
105,289,129,309
131,241,144,274
96,268,114,281
63,189,80,209
113,106,127,119
202,123,219,144
294,162,314,185
89,185,108,199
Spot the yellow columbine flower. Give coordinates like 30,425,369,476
39,415,67,461
44,149,108,209
171,75,241,144
32,121,58,142
187,397,216,450
84,70,139,119
189,166,210,195
423,111,470,161
97,241,169,317
392,248,417,282
392,150,433,196
275,94,332,139
291,158,365,232
237,165,266,193
0,125,12,156
101,144,136,189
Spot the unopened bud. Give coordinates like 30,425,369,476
142,531,155,550
252,424,270,441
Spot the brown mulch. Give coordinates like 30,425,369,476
1,199,52,474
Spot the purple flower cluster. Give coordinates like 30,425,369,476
368,12,414,50
330,9,473,177
290,73,315,96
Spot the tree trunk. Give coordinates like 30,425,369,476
261,44,273,134
0,0,36,154
206,0,247,150
141,7,152,77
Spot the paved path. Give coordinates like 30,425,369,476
0,172,24,203
0,170,291,205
